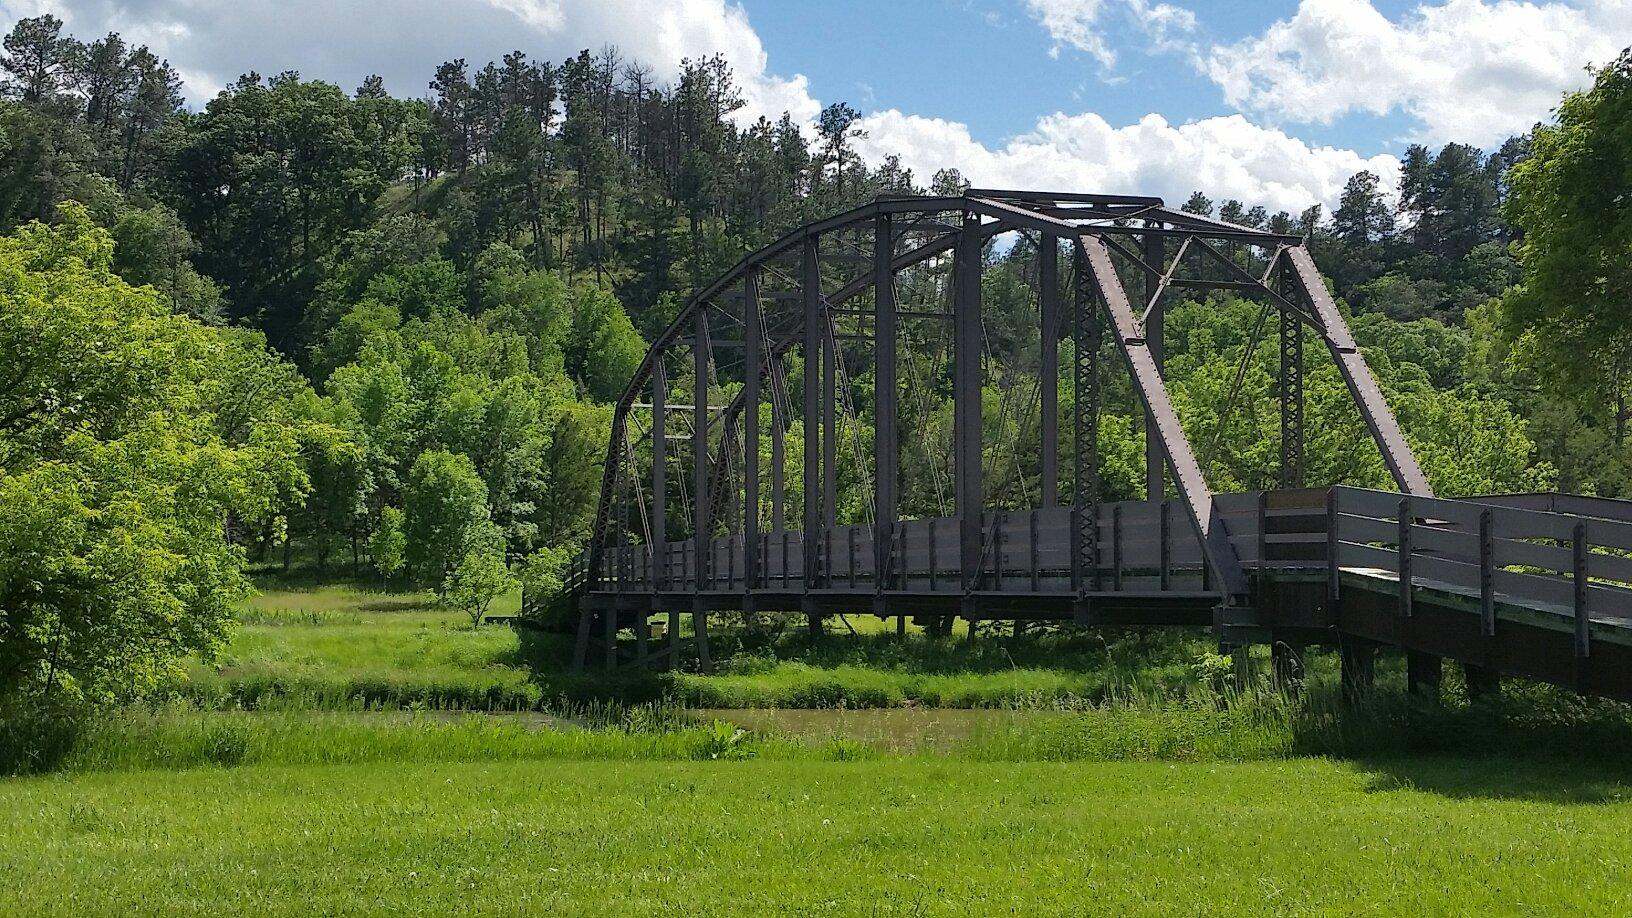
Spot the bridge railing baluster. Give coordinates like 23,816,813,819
1030,510,1040,593
1574,522,1591,669
1479,509,1494,636
1398,496,1413,618
1112,504,1124,592
1160,500,1172,592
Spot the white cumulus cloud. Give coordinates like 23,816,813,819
1203,0,1632,147
5,0,1418,212
1023,0,1198,69
3,0,818,125
854,109,1400,214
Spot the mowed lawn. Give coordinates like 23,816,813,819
5,755,1631,915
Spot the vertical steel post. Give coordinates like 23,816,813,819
743,270,762,596
822,279,838,529
771,362,786,534
693,307,710,594
651,355,667,589
1278,263,1305,489
954,211,984,591
803,236,822,590
1143,228,1165,500
1040,235,1060,507
874,213,898,601
1071,243,1102,593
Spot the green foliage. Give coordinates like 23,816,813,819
1502,51,1632,427
367,506,406,579
0,206,305,702
440,546,516,627
403,450,492,586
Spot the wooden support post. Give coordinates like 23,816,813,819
1340,639,1375,708
635,611,650,670
1406,651,1442,699
1479,509,1495,637
668,608,680,672
572,604,592,672
693,606,712,673
603,606,617,672
1327,487,1340,602
1271,640,1304,692
1397,496,1413,617
1256,490,1268,574
1464,663,1501,701
1575,521,1591,691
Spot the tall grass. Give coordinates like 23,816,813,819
12,673,1632,778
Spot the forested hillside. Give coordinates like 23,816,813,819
2,12,1628,702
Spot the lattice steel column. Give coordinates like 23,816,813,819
1071,242,1102,592
1278,277,1305,489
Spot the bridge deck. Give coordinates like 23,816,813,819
574,487,1632,699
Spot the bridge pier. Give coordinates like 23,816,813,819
692,603,712,674
1271,640,1305,692
1407,651,1442,700
668,608,681,672
1340,639,1376,707
1463,662,1501,701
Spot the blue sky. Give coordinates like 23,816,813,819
10,0,1627,212
741,0,1429,155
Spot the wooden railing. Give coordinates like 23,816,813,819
576,487,1632,649
1328,487,1632,654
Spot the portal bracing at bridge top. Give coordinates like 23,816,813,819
547,190,1632,701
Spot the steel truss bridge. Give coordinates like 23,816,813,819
555,190,1632,700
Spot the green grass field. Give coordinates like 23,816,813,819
179,578,546,710
7,752,1632,915
11,574,1632,913
185,576,1213,711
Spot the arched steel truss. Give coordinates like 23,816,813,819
583,190,1431,632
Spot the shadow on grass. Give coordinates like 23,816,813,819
1356,756,1632,804
245,562,418,596
724,626,1208,677
354,598,434,614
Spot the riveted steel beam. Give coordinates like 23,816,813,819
1077,236,1250,599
